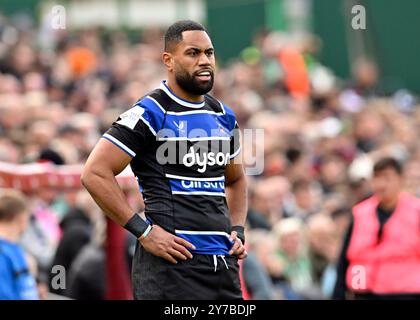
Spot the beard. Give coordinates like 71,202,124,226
174,66,214,95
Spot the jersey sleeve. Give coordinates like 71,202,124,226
223,105,241,160
230,121,241,159
102,103,155,158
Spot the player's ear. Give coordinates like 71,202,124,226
162,52,174,71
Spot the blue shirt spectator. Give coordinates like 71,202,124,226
0,237,39,300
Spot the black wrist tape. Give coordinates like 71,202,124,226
124,214,149,238
232,225,245,245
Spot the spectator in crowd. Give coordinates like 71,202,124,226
248,229,284,296
66,209,106,300
242,250,276,300
283,179,322,220
307,213,341,298
49,190,102,296
20,166,62,282
333,157,420,299
241,226,276,300
0,189,39,299
67,242,105,300
247,176,290,229
273,218,314,299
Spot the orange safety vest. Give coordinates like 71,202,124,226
346,192,420,294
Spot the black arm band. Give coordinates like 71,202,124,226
231,225,245,245
124,214,149,239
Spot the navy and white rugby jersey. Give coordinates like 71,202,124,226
103,81,241,255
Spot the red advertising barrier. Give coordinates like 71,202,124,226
0,161,137,191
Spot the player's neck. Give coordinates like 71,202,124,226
165,79,204,103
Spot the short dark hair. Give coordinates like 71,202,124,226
0,189,27,222
164,20,208,52
373,157,403,175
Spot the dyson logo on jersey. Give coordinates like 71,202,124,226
154,125,266,175
183,147,229,173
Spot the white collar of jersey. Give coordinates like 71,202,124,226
160,81,205,108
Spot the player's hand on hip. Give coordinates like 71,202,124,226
139,224,195,264
229,231,248,259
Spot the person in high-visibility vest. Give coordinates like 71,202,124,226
333,157,420,299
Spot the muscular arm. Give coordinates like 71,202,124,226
81,138,134,226
81,138,194,264
225,157,248,227
225,152,248,258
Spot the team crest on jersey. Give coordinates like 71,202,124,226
173,120,187,135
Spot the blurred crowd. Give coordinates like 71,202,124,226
1,11,420,300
